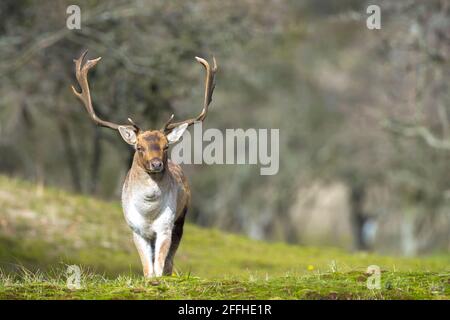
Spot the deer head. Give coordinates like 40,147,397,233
71,50,217,173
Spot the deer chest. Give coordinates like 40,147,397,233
122,183,177,239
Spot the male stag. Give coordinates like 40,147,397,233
71,51,217,277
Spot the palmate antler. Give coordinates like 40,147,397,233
162,56,218,133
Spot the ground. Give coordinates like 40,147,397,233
0,175,448,299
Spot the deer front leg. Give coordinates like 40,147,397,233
163,214,186,276
133,232,154,278
154,232,172,277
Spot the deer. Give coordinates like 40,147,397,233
71,50,217,278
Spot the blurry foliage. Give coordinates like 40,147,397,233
0,0,448,254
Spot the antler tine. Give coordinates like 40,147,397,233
197,56,217,117
127,117,141,131
71,50,126,131
161,114,175,131
163,56,217,132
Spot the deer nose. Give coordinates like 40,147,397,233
149,158,163,171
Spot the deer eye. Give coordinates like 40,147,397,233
136,146,144,152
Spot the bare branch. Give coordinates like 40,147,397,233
383,120,450,150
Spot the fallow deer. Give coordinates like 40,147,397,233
71,50,217,277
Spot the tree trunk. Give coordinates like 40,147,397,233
89,127,102,194
349,183,368,251
57,119,83,193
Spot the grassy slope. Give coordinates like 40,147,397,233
0,175,448,299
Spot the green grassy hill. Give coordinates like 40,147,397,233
0,175,448,299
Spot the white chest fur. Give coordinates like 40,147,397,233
122,174,177,239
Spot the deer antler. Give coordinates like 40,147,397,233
71,50,137,131
163,56,217,132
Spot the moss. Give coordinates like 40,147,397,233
0,271,448,299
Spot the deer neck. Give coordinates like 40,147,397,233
123,154,174,220
130,152,171,192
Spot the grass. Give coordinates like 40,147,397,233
0,175,448,299
1,270,448,300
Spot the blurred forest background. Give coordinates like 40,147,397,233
0,0,448,256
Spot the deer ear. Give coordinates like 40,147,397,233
166,123,188,144
118,125,137,145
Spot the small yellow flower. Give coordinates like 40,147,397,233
307,265,314,271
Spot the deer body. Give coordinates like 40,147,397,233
122,156,190,276
71,50,216,278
